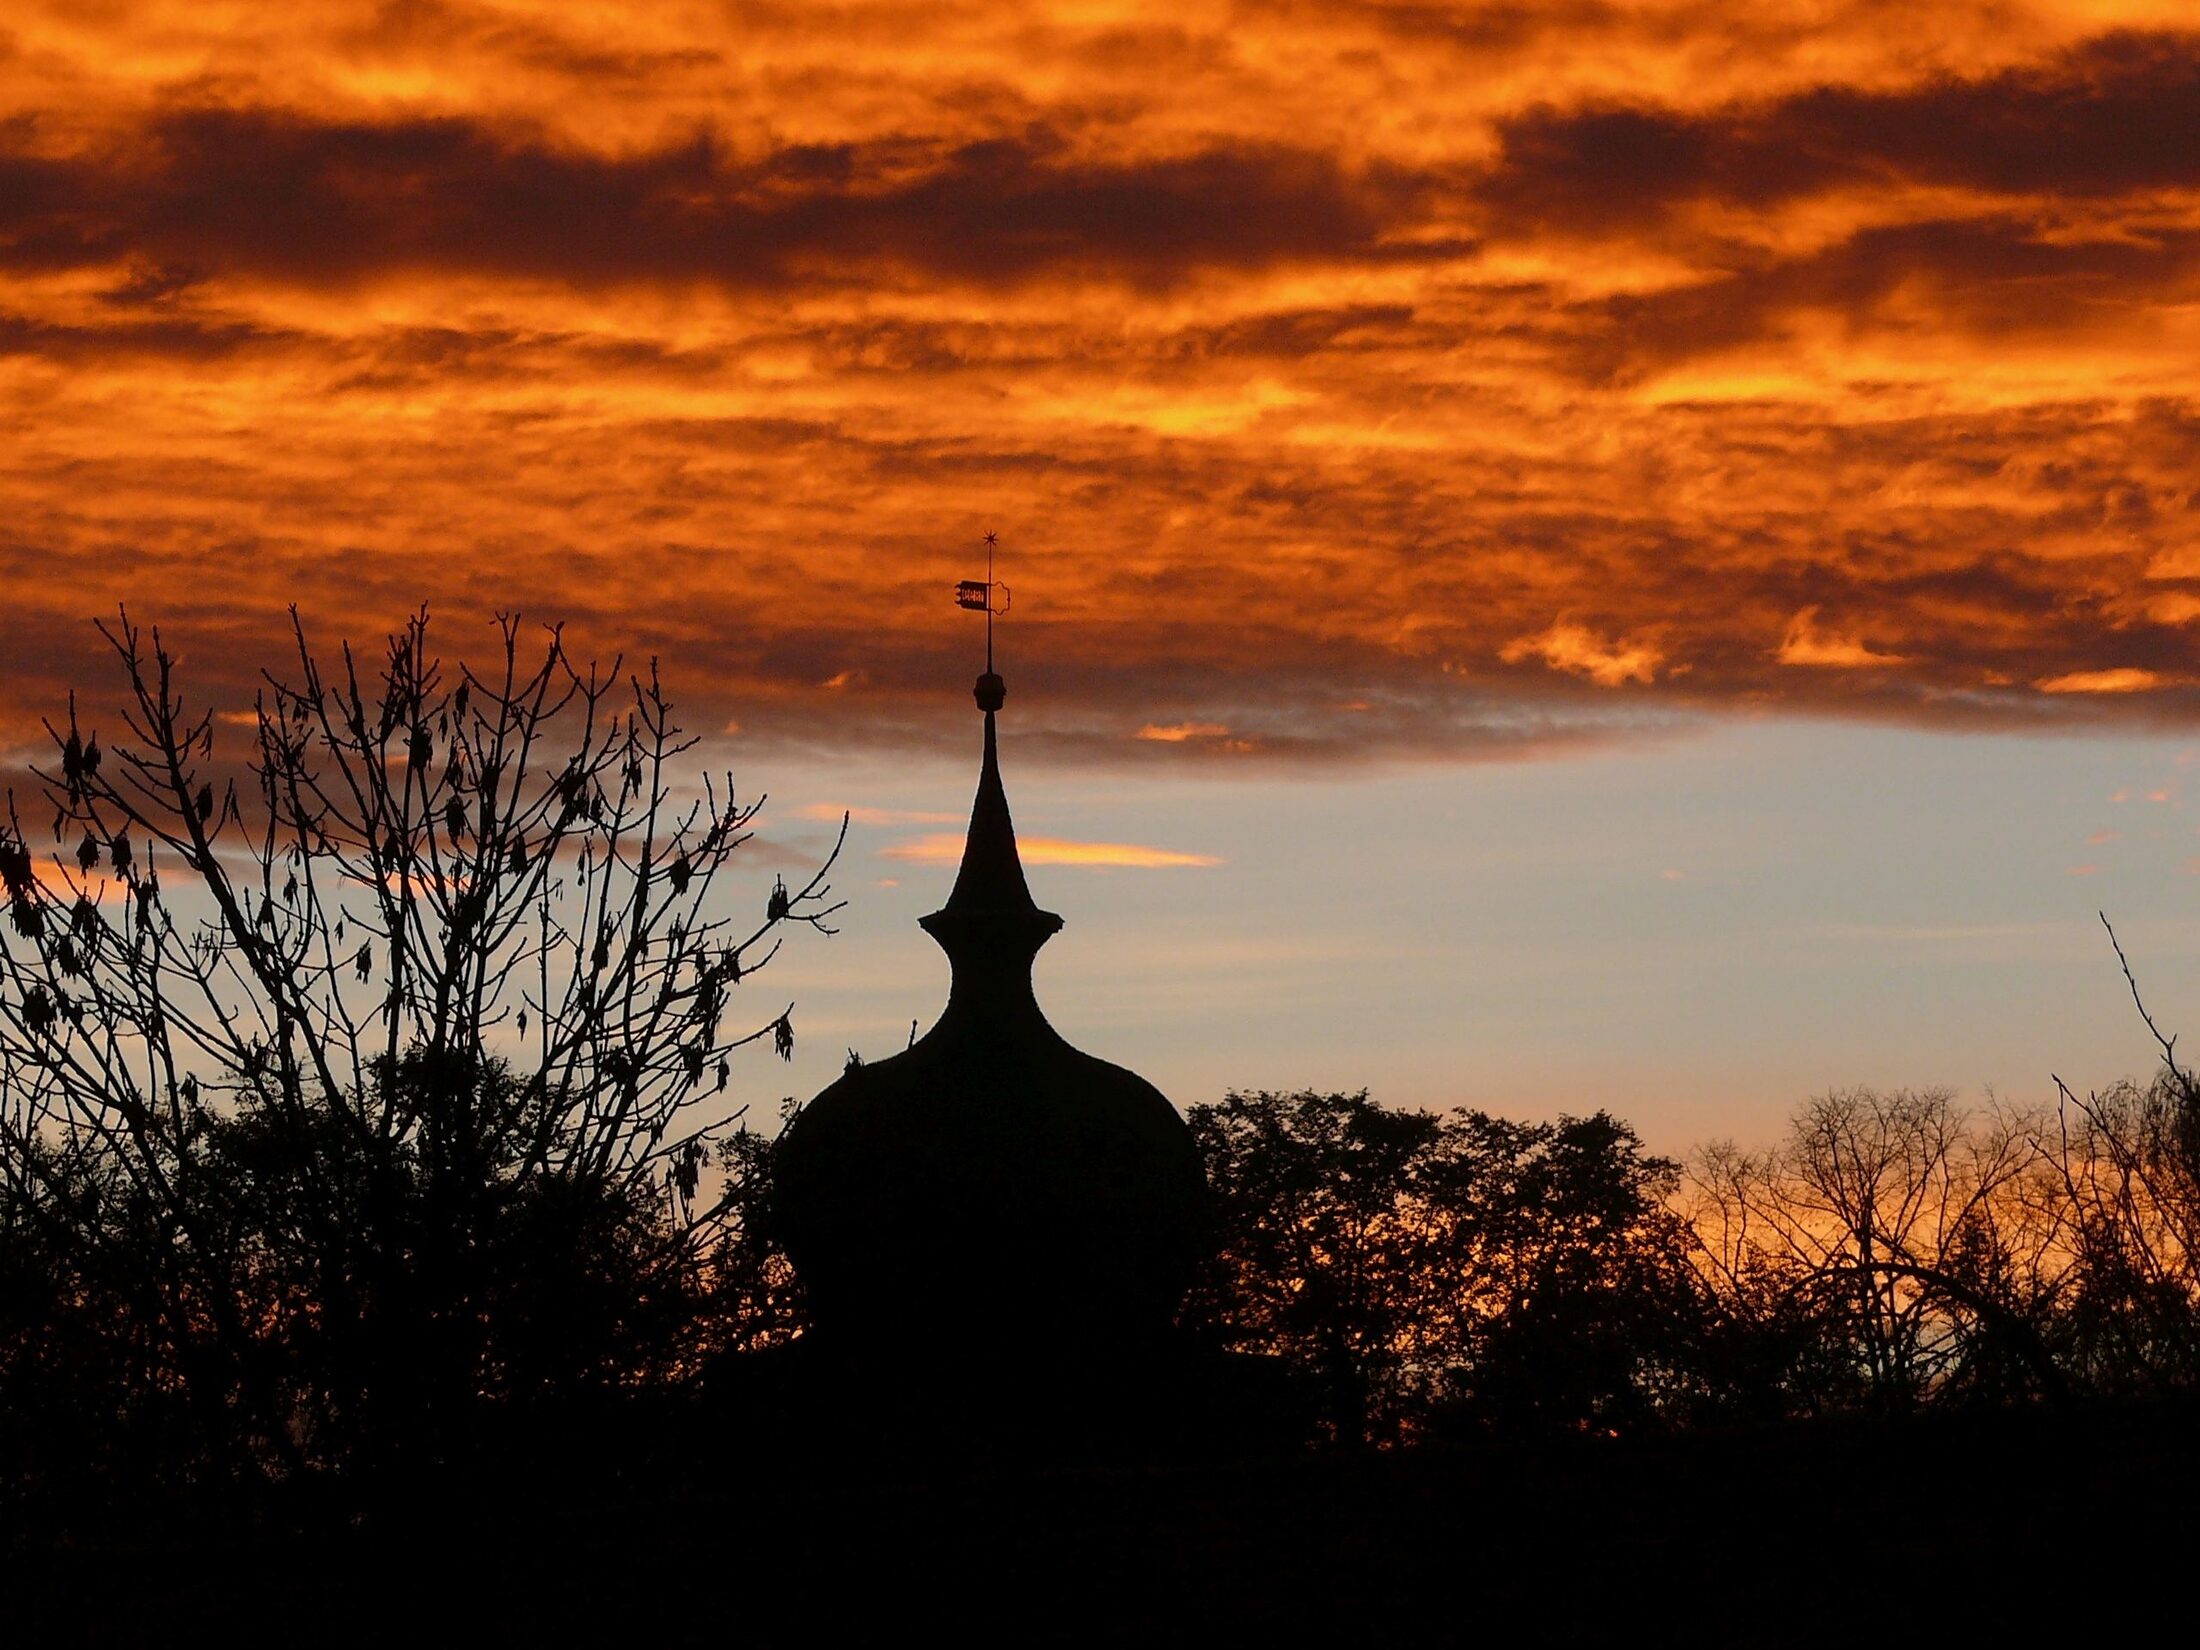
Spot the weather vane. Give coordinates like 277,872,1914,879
955,531,1012,674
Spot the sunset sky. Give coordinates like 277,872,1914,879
5,1,2200,1148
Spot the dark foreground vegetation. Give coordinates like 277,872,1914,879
14,1399,2196,1642
6,619,2200,1634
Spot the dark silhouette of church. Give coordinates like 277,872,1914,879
776,664,1208,1362
751,659,1290,1460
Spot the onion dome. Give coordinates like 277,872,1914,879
773,669,1208,1359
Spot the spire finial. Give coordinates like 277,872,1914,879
956,535,1011,712
929,541,1058,962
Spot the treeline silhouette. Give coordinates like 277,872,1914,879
5,615,2200,1553
718,1076,2200,1446
12,1067,2200,1528
1193,1075,2200,1438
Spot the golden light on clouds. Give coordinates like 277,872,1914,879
1,2,2197,763
2037,668,2165,694
1778,608,1906,669
882,833,1222,869
1501,624,1664,688
1137,723,1232,743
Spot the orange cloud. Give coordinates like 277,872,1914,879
2037,669,2164,694
1501,623,1662,687
0,6,2197,764
1136,723,1231,743
882,834,1222,868
1777,608,1905,668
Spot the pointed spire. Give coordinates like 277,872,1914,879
920,670,1062,966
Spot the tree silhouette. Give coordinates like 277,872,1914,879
2037,922,2200,1394
1182,1090,1706,1444
1428,1108,1710,1437
0,611,843,1512
1686,1087,2086,1415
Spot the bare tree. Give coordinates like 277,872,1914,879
0,610,843,1494
1684,1087,2064,1410
2036,916,2200,1391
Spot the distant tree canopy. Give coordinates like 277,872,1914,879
1181,1091,1705,1446
1688,1074,2200,1414
1183,1076,2200,1442
0,612,843,1519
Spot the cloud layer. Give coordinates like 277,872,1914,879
3,2,2198,763
881,832,1223,868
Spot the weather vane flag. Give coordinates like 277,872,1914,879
957,531,1011,672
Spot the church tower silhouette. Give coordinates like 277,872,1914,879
774,661,1209,1387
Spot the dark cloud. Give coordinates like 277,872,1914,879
1480,29,2200,234
98,261,207,307
1162,304,1421,361
1564,216,2200,381
0,109,1434,294
0,310,289,362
